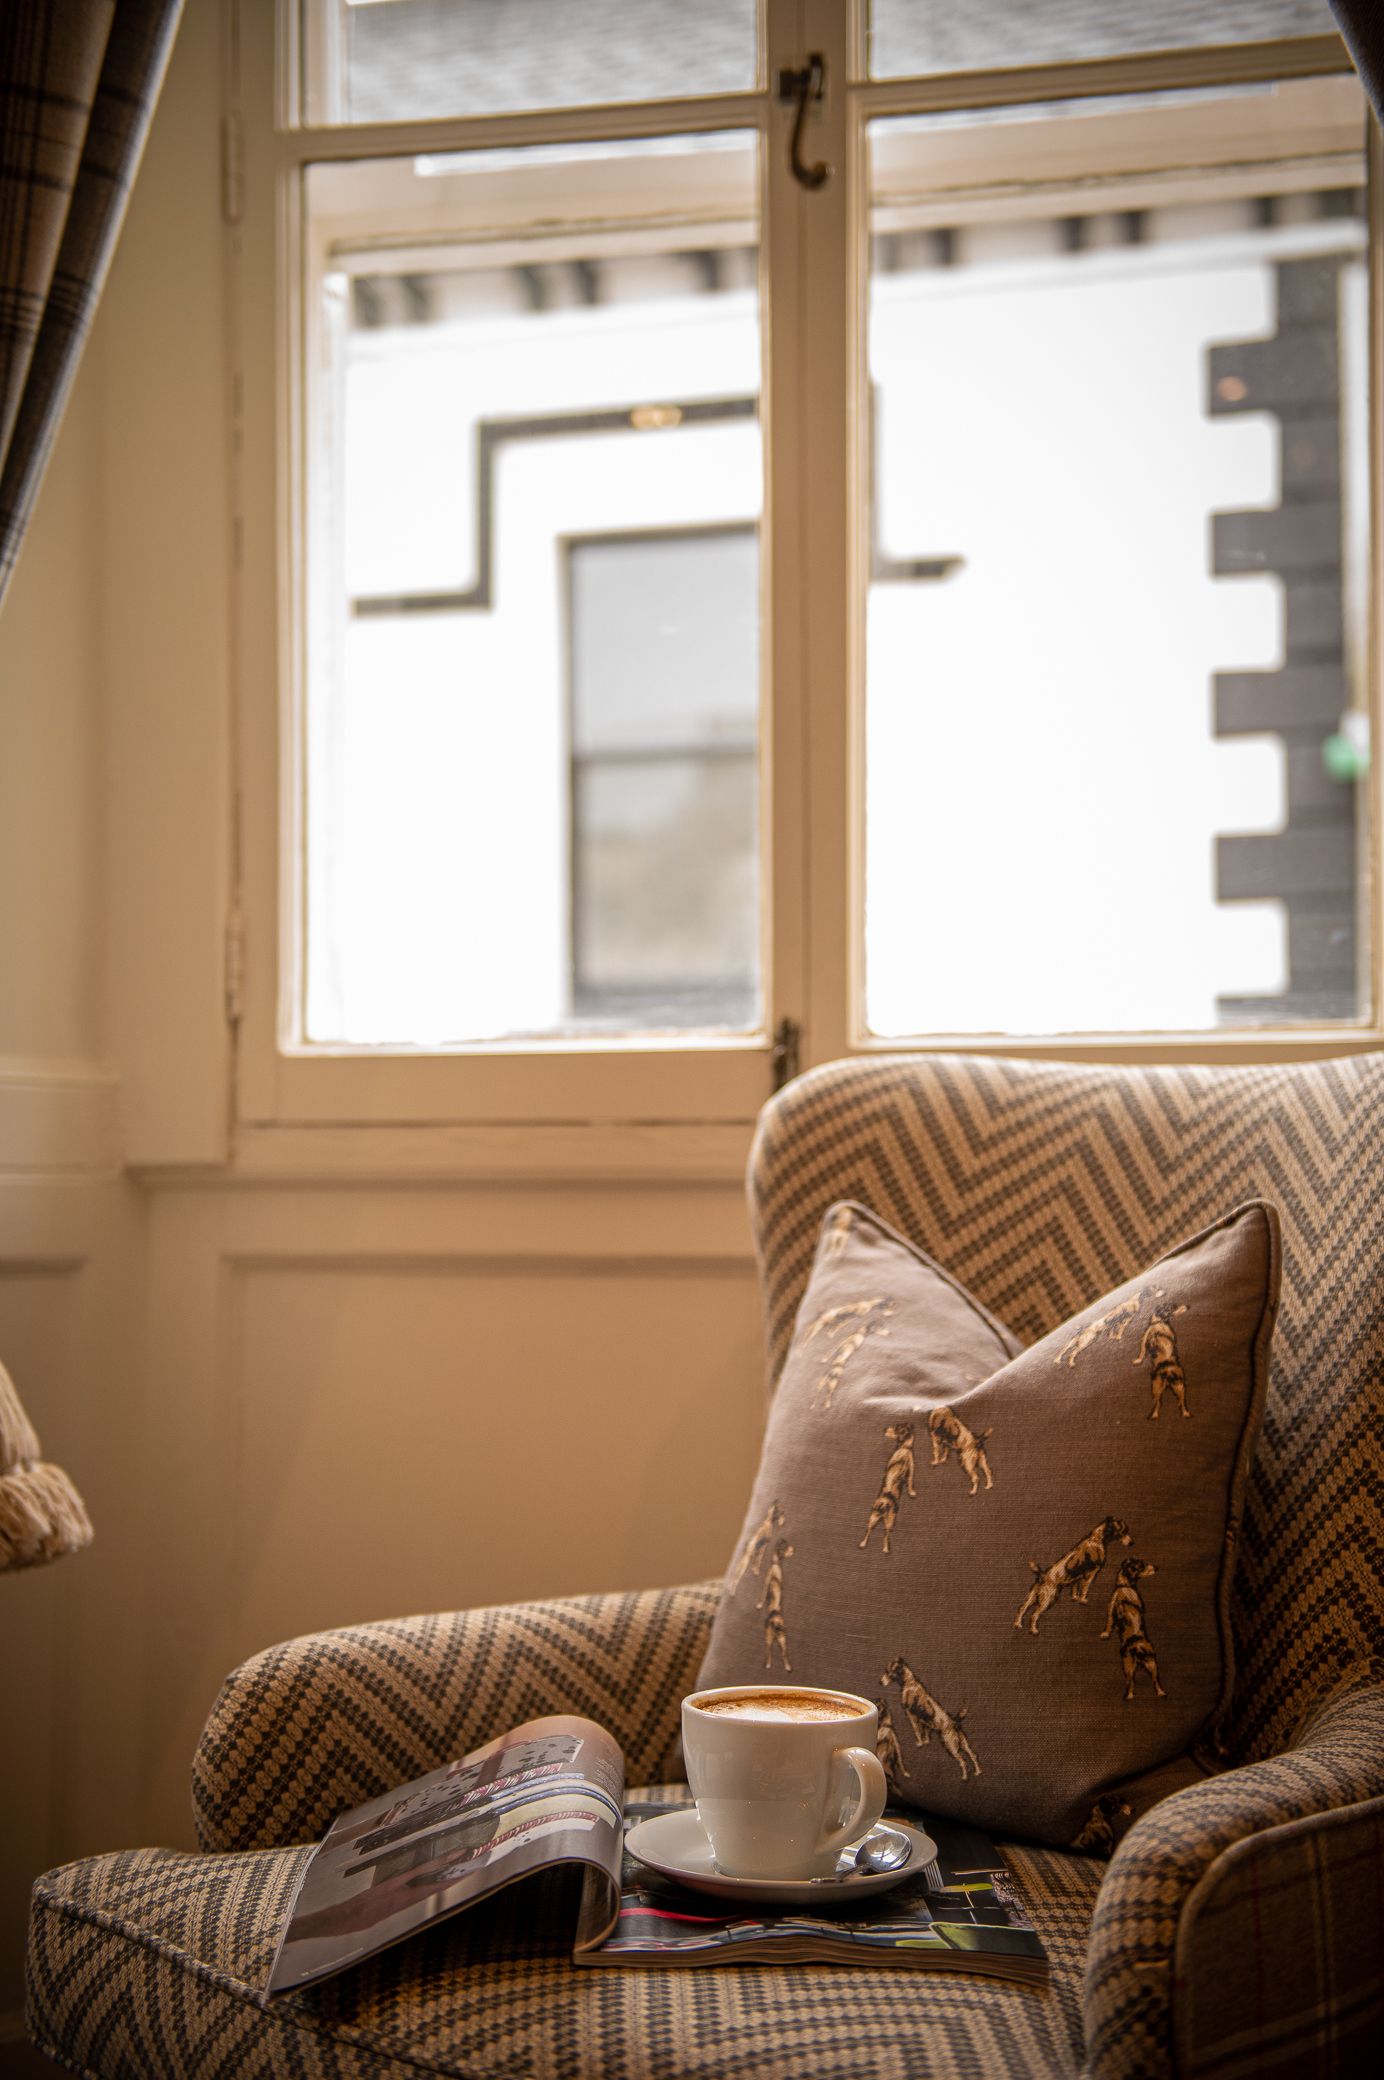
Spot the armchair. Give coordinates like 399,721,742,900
28,1054,1384,2078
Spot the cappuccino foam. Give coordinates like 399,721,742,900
694,1689,866,1724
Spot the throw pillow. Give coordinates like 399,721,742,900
696,1198,1280,1846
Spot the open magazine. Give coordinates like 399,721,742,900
267,1714,1048,1993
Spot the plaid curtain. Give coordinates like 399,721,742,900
0,0,182,611
1331,2,1383,124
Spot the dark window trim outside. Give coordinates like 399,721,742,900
350,398,757,619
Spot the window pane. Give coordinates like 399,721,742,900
864,77,1371,1038
867,1,1338,80
574,760,759,1026
570,530,759,1028
302,135,762,1045
571,530,758,755
308,0,758,126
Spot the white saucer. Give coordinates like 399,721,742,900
624,1810,936,1905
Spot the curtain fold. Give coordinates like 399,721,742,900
0,0,182,610
1330,3,1383,125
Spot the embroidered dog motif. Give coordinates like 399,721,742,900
757,1539,794,1672
927,1405,994,1495
1014,1515,1132,1633
1100,1557,1166,1700
800,1296,889,1347
881,1656,981,1780
731,1500,785,1592
875,1697,907,1782
1135,1298,1192,1419
800,1297,895,1409
1070,1792,1134,1856
859,1421,916,1552
1054,1292,1143,1367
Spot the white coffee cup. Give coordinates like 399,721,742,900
681,1683,889,1880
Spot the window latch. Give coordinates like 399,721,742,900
224,906,246,1028
777,54,830,191
771,1017,802,1092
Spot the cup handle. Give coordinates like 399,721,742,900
816,1744,888,1859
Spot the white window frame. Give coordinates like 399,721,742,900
230,0,1380,1151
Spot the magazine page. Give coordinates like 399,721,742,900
573,1800,1047,1982
269,1715,625,1993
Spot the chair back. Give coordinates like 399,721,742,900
748,1052,1384,1764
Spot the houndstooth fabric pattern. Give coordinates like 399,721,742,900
193,1582,722,1854
1082,1682,1384,2080
748,1053,1384,1768
28,1798,1100,2080
0,0,183,605
30,1707,1383,2080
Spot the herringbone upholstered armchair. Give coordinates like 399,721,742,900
28,1055,1384,2078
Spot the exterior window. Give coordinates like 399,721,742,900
568,527,759,1031
249,1,1377,1128
306,0,759,126
864,80,1371,1036
867,0,1339,78
300,135,761,1046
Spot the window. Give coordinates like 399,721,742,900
298,132,762,1051
236,1,1374,1131
864,82,1372,1036
567,526,760,1033
302,0,759,126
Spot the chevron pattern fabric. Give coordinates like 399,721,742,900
748,1052,1384,1768
193,1581,721,1854
28,1795,1100,2079
1084,1682,1384,2080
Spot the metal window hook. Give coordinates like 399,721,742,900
778,52,830,190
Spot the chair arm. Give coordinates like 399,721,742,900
191,1579,720,1853
1082,1684,1384,2080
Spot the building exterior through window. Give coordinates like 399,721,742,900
281,1,1373,1074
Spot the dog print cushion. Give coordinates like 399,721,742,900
696,1198,1280,1848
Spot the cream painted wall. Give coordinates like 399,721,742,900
0,0,767,2047
0,371,102,1068
0,1178,147,2034
96,0,232,1170
0,353,149,2031
135,1178,763,1836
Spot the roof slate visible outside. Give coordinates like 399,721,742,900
342,0,1336,125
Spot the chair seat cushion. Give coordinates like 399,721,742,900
28,1797,1101,2079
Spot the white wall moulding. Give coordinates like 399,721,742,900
0,1062,122,1176
142,1179,755,1264
145,1118,761,1188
